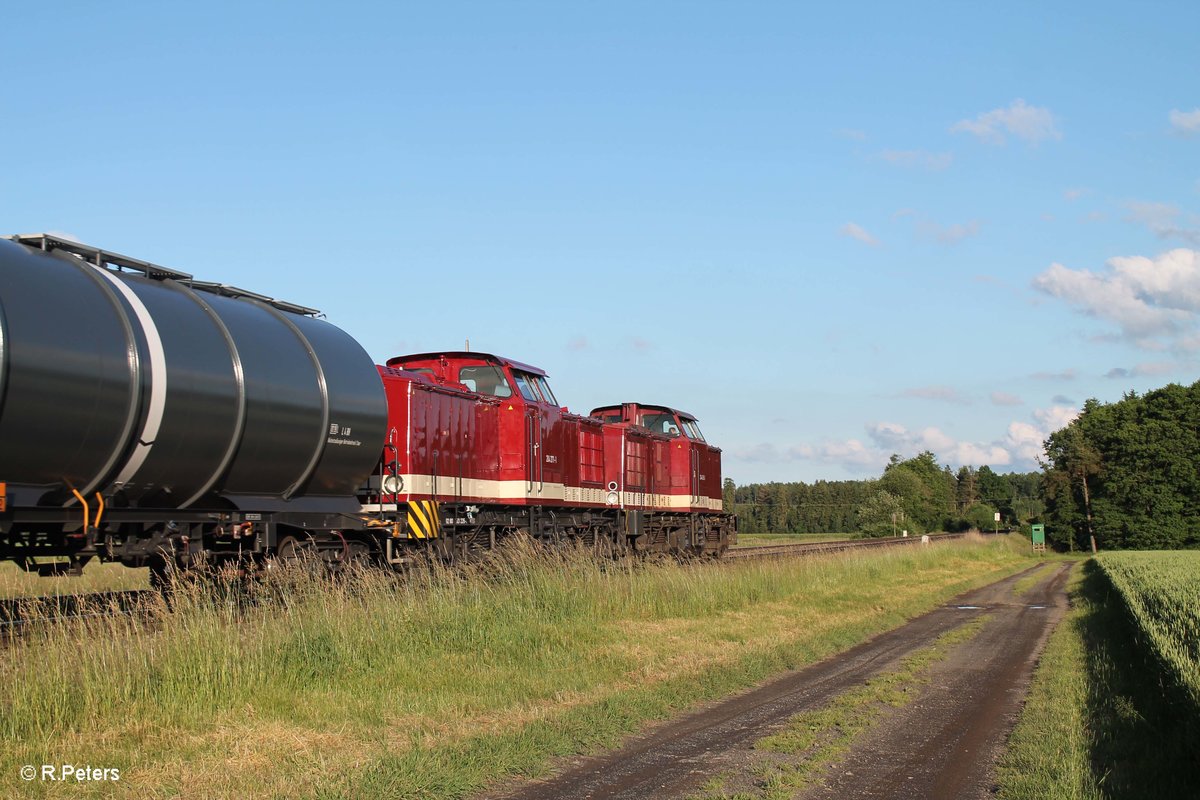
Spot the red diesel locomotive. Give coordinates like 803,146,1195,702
0,234,735,579
364,352,735,565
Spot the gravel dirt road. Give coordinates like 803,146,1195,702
488,561,1069,800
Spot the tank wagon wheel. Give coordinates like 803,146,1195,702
148,555,175,594
270,534,322,571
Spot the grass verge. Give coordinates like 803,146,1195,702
996,559,1200,800
3,535,1034,799
1011,562,1060,596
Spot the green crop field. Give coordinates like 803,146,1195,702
999,554,1200,800
1096,551,1200,711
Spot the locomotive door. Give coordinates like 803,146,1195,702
526,407,543,497
691,447,700,508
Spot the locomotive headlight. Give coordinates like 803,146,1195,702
381,474,404,495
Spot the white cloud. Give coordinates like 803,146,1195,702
839,222,880,247
838,128,868,141
567,336,589,351
878,149,953,171
1169,108,1200,137
787,439,882,469
900,385,971,404
1003,421,1046,463
951,99,1061,145
866,422,1013,467
1125,201,1200,245
1031,368,1077,381
917,219,981,245
734,404,1080,476
990,391,1023,406
1063,188,1088,201
735,443,783,463
1105,361,1177,380
1033,405,1080,435
1032,249,1200,347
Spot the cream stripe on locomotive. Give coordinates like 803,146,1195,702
384,474,723,511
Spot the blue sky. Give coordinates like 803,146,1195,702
4,2,1199,484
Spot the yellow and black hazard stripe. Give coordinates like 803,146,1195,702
406,500,440,539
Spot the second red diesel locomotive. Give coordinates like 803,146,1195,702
0,234,735,579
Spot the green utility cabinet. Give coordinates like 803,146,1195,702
1031,524,1046,553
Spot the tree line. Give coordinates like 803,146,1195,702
1042,381,1200,551
725,452,1042,537
729,378,1200,550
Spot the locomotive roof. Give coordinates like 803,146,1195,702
386,351,548,377
590,403,698,422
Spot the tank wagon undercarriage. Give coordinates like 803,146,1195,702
0,502,735,579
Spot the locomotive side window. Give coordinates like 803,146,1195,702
513,373,541,402
458,365,513,398
535,376,558,406
683,420,706,441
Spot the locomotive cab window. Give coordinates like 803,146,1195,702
535,376,558,406
640,411,681,437
683,420,706,441
458,365,513,398
513,372,541,402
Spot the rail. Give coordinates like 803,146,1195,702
724,532,970,560
0,590,153,638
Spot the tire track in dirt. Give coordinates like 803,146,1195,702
487,562,1064,800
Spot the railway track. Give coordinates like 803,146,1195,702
1,533,977,635
0,589,153,637
724,531,970,560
